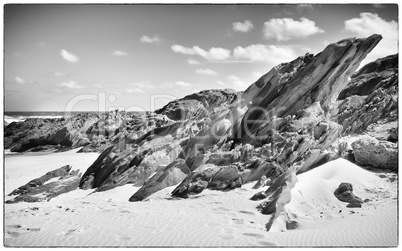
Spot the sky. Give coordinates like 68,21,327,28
4,4,398,112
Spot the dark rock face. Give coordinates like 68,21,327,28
6,167,82,203
8,165,72,196
338,54,397,99
129,159,190,201
335,54,398,136
334,183,363,208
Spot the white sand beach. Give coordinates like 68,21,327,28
3,149,398,247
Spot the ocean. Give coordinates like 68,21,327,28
4,111,144,125
4,111,104,125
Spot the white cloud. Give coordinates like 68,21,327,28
54,72,67,77
372,4,385,9
195,68,217,76
227,75,248,90
127,88,145,93
296,4,314,12
172,43,298,65
162,81,193,88
216,81,225,85
187,58,200,65
344,12,398,65
112,50,128,56
233,44,298,65
57,80,85,89
38,41,47,47
60,49,80,63
93,83,104,89
15,76,26,84
263,17,324,41
15,76,34,84
322,40,330,47
252,71,263,78
130,81,154,89
171,45,231,61
175,81,193,87
140,35,161,44
233,20,254,32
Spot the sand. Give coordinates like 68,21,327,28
3,150,398,247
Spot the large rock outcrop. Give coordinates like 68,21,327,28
78,89,240,193
351,136,398,171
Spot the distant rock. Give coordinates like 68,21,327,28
351,136,398,170
4,113,100,152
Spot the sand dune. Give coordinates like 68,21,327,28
4,151,398,247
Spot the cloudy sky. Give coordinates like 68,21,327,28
4,4,398,111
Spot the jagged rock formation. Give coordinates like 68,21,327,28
129,159,190,201
155,89,241,120
8,165,72,196
6,167,81,203
78,89,241,192
335,54,398,139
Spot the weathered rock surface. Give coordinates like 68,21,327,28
6,167,81,203
155,89,241,120
4,111,173,153
335,54,398,137
351,136,398,170
4,113,100,152
8,165,72,196
129,159,190,201
234,35,382,145
338,54,397,99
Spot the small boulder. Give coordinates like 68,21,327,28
334,182,363,205
250,191,267,201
